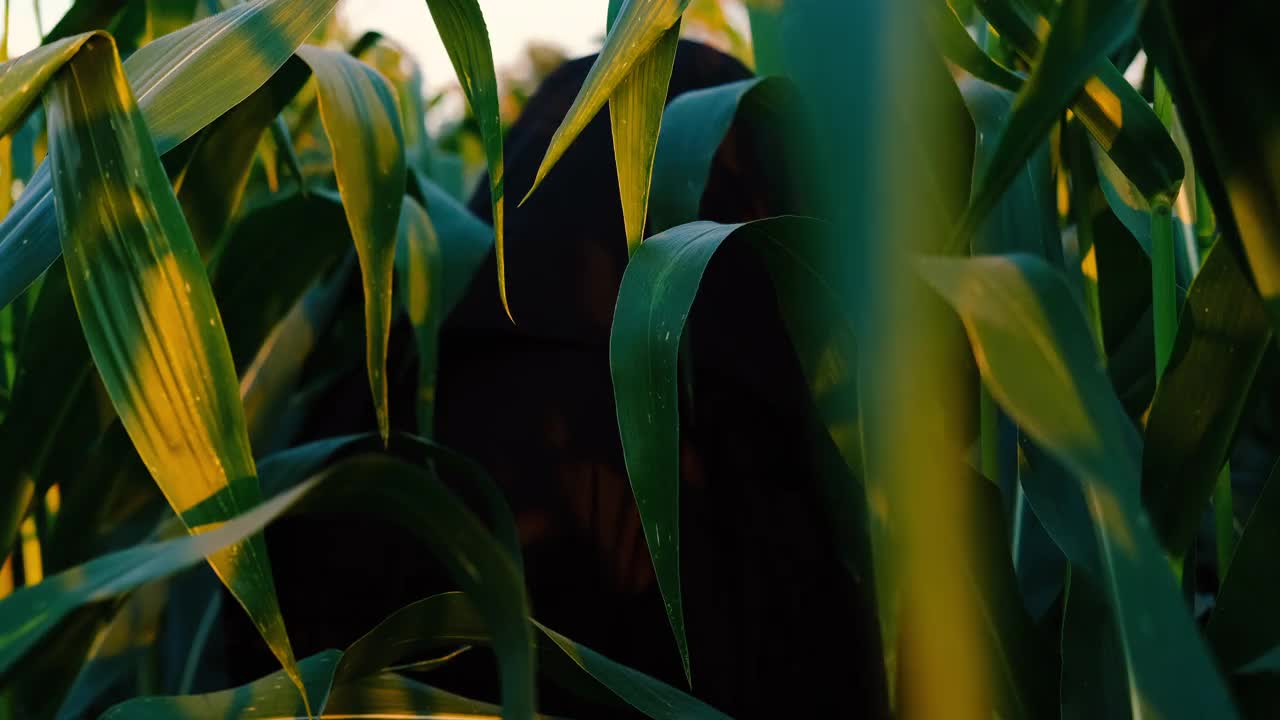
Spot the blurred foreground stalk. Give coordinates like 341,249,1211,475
786,0,989,715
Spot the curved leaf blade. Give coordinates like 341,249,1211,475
296,44,407,444
395,196,444,436
522,0,689,204
0,0,340,313
43,32,305,708
919,253,1238,720
649,76,800,234
1210,456,1280,671
609,16,680,256
957,0,1181,250
928,1,1022,93
611,216,843,684
420,0,507,318
1141,240,1272,559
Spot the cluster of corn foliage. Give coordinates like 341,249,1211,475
3,0,1280,717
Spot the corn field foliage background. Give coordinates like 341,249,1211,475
1,0,1279,717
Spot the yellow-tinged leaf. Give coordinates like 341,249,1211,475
41,32,307,713
296,44,407,444
420,0,508,318
609,19,681,256
523,0,690,205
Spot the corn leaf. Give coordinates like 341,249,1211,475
295,44,407,444
649,76,799,234
0,261,95,563
1141,240,1272,560
929,1,1022,92
1060,569,1131,719
214,190,352,370
239,260,352,451
608,8,680,256
413,169,494,315
43,30,307,705
957,0,1181,250
611,216,850,684
102,650,340,719
394,196,444,435
919,253,1238,719
260,454,537,720
746,2,784,76
338,592,730,720
959,78,1059,260
0,0,341,313
175,56,311,257
522,0,690,204
973,0,1183,208
0,472,320,682
1141,1,1280,324
1209,456,1280,672
420,0,507,318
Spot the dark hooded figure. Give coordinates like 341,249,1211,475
221,39,886,719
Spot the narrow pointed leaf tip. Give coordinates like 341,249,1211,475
296,44,407,444
521,0,691,207
421,0,510,320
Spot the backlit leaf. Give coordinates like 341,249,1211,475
608,8,680,256
0,0,341,313
43,32,307,709
522,0,690,204
420,0,507,318
958,0,1183,250
296,44,407,444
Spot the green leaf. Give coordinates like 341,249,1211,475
522,0,689,204
0,261,98,565
1209,456,1280,671
919,253,1239,719
1141,1,1280,324
395,196,444,436
1141,240,1272,559
962,467,1058,720
959,78,1059,260
0,0,341,313
746,3,783,76
958,0,1183,250
413,169,494,315
0,470,322,682
538,622,731,720
928,1,1022,93
239,258,352,451
973,0,1183,207
43,31,309,708
611,216,851,684
649,76,800,234
213,190,352,370
1017,438,1102,580
420,0,507,318
174,56,311,257
1061,568,1131,719
338,591,729,720
100,650,341,719
295,44,406,444
609,14,680,256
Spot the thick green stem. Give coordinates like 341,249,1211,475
1152,202,1177,378
1214,465,1234,585
1151,73,1179,380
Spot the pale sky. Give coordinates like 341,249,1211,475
8,0,608,93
